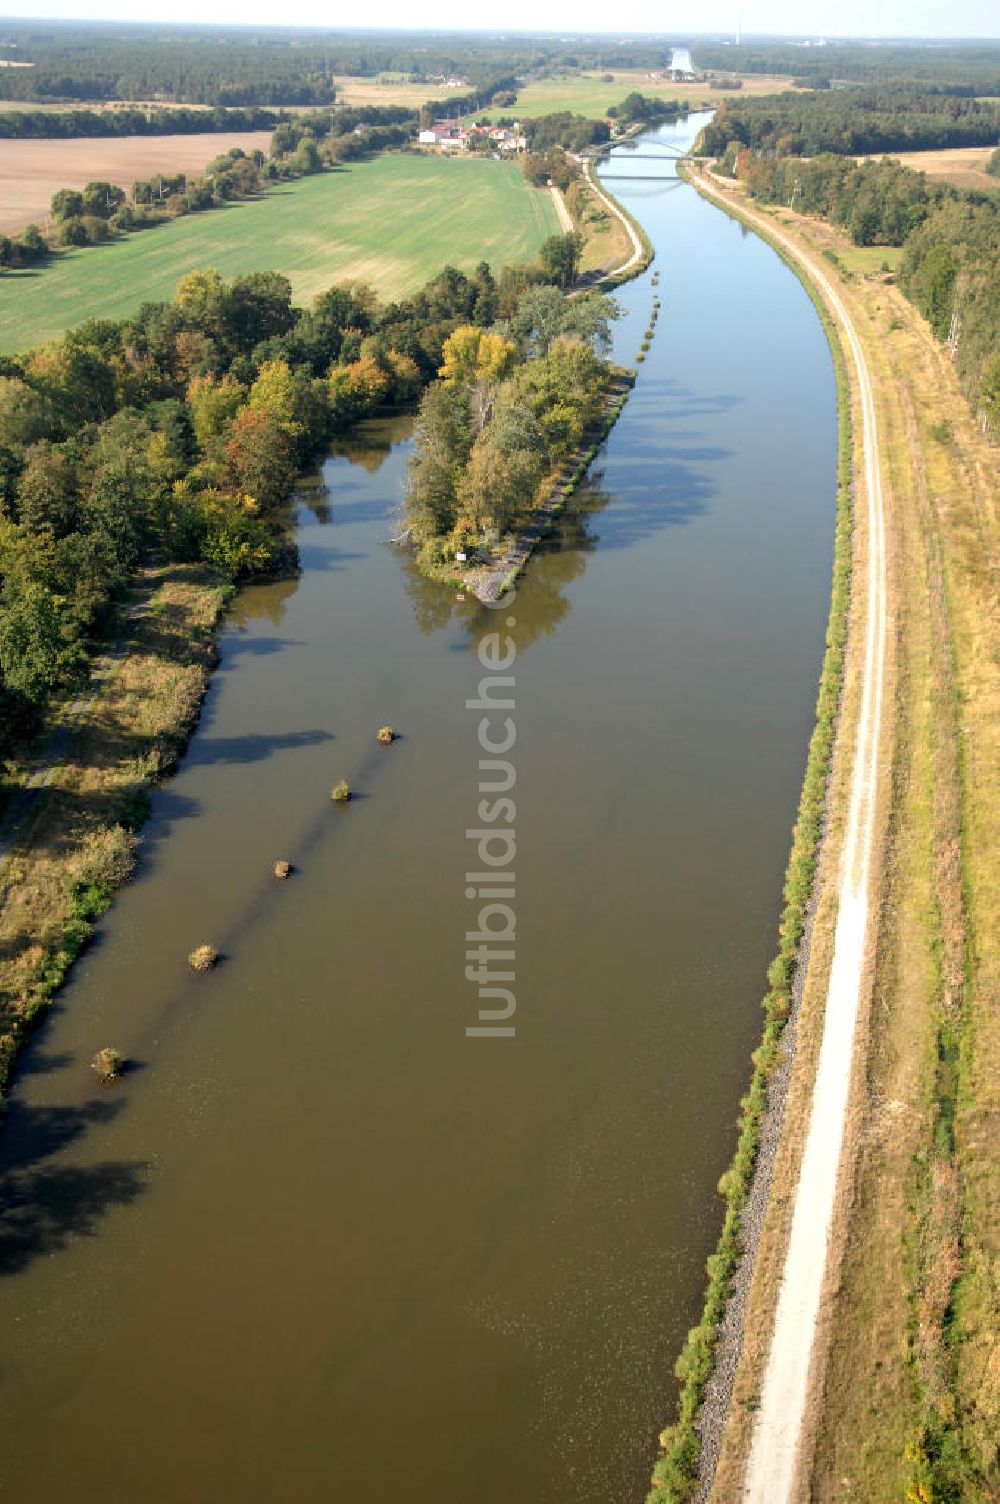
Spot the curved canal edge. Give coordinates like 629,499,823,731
647,163,891,1503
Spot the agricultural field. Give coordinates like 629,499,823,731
471,68,796,122
861,144,999,190
330,73,444,109
0,152,559,352
0,130,273,233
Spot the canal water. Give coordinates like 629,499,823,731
0,116,837,1503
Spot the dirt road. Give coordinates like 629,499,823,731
580,156,644,276
692,169,888,1501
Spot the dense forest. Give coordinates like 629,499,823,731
692,40,1000,95
700,86,1000,156
0,104,282,139
0,23,681,106
0,234,594,761
405,287,616,562
718,150,1000,429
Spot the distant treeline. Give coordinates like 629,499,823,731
723,150,1000,428
0,104,283,139
701,87,1000,157
0,22,683,107
692,40,1000,96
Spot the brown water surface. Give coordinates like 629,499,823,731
0,117,837,1503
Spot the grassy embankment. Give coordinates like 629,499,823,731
647,170,857,1504
0,565,228,1107
669,170,998,1502
0,152,559,352
776,208,999,1504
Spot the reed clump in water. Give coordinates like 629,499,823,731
92,1047,124,1084
330,780,351,804
273,860,293,879
188,943,219,972
376,726,395,745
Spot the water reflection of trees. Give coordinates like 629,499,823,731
226,573,300,631
401,480,610,652
328,414,414,474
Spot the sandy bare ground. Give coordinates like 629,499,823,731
861,145,998,191
0,130,273,233
695,169,888,1502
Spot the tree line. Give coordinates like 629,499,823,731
722,150,1000,430
0,104,283,140
692,40,1000,96
0,22,689,107
700,86,1000,157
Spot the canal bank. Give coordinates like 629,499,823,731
0,115,840,1504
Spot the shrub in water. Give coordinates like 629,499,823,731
273,860,293,879
331,780,352,803
376,726,395,745
188,943,219,972
92,1047,124,1084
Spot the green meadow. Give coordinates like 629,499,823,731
1,152,559,352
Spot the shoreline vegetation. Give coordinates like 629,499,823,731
660,161,998,1503
647,162,856,1504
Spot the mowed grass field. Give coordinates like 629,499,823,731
0,152,559,352
471,68,796,121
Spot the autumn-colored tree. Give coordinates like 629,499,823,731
438,325,516,433
385,350,422,403
0,376,53,449
16,443,79,538
455,436,543,537
198,491,275,578
225,407,296,507
327,356,389,427
188,373,246,458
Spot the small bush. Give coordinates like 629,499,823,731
376,726,395,745
188,943,219,972
92,1047,124,1084
331,780,351,803
635,351,646,363
273,860,293,879
929,418,953,444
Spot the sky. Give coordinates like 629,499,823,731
2,1,999,40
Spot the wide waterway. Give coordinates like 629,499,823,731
0,115,837,1503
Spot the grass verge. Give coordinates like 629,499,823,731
646,179,855,1503
0,564,228,1109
